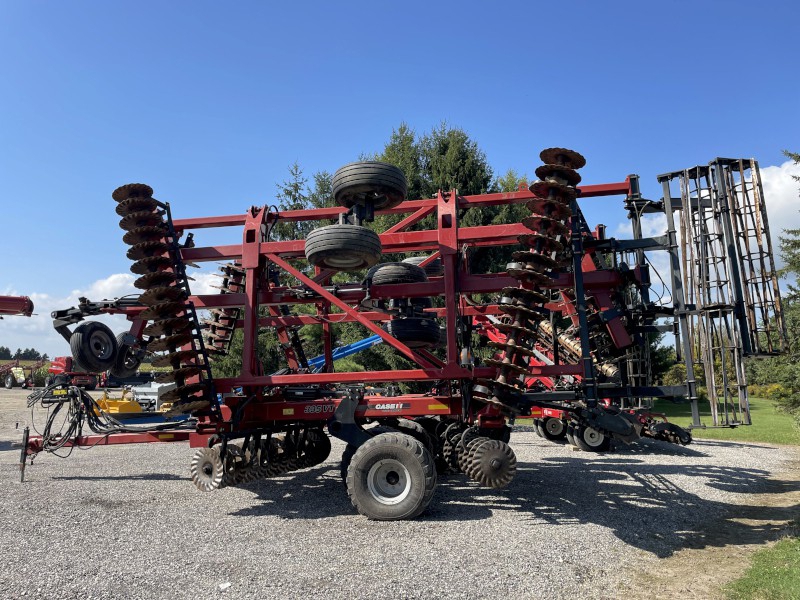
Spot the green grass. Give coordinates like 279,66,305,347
652,397,800,445
725,535,800,600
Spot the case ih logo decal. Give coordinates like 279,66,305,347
368,402,412,411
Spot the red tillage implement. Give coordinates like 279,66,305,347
23,149,785,520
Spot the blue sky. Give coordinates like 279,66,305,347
1,0,798,357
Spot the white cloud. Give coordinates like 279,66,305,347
759,159,800,270
0,266,225,359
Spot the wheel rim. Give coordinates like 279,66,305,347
366,459,411,505
582,427,605,447
89,330,115,361
324,253,365,269
545,418,564,436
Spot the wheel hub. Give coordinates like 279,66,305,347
367,459,411,505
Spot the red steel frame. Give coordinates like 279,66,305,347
169,181,631,394
26,178,634,455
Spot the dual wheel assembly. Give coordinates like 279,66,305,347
534,417,611,452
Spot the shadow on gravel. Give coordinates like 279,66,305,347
0,441,19,452
429,444,800,558
229,465,355,519
221,438,800,560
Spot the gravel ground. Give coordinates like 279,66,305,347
1,388,797,600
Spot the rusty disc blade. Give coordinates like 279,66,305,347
517,233,565,253
112,183,154,203
522,216,570,237
127,241,170,261
539,147,586,169
131,256,173,275
202,318,235,330
143,317,191,337
151,349,199,368
535,164,582,186
147,332,194,352
204,330,232,343
139,301,185,320
204,344,227,356
156,366,202,383
511,251,558,271
506,266,552,286
161,382,207,404
139,285,186,306
119,211,164,232
501,286,549,304
529,180,578,201
498,301,547,320
164,398,211,416
134,271,177,290
495,321,538,338
485,358,534,376
487,341,540,358
115,196,159,217
526,197,573,220
123,226,167,247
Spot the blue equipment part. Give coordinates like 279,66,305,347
307,334,383,372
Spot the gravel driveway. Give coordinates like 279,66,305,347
1,389,797,600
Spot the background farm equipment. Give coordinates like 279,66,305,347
0,295,34,317
2,358,46,389
22,147,786,520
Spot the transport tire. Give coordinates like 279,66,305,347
384,317,441,349
70,321,118,372
367,262,428,286
44,376,53,387
305,224,382,271
402,255,444,277
346,432,436,520
533,418,544,437
4,373,15,389
541,417,567,441
573,424,611,452
332,161,407,210
110,333,143,378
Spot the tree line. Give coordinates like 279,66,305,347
0,347,49,361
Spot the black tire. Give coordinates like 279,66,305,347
70,321,118,372
346,432,436,521
44,376,53,387
340,425,395,484
533,418,544,437
84,377,97,391
367,262,428,286
395,418,437,457
573,424,611,452
384,317,441,349
305,224,382,271
402,256,444,277
541,417,567,441
4,373,15,389
332,161,407,210
111,333,143,378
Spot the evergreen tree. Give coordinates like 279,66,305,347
746,150,800,419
